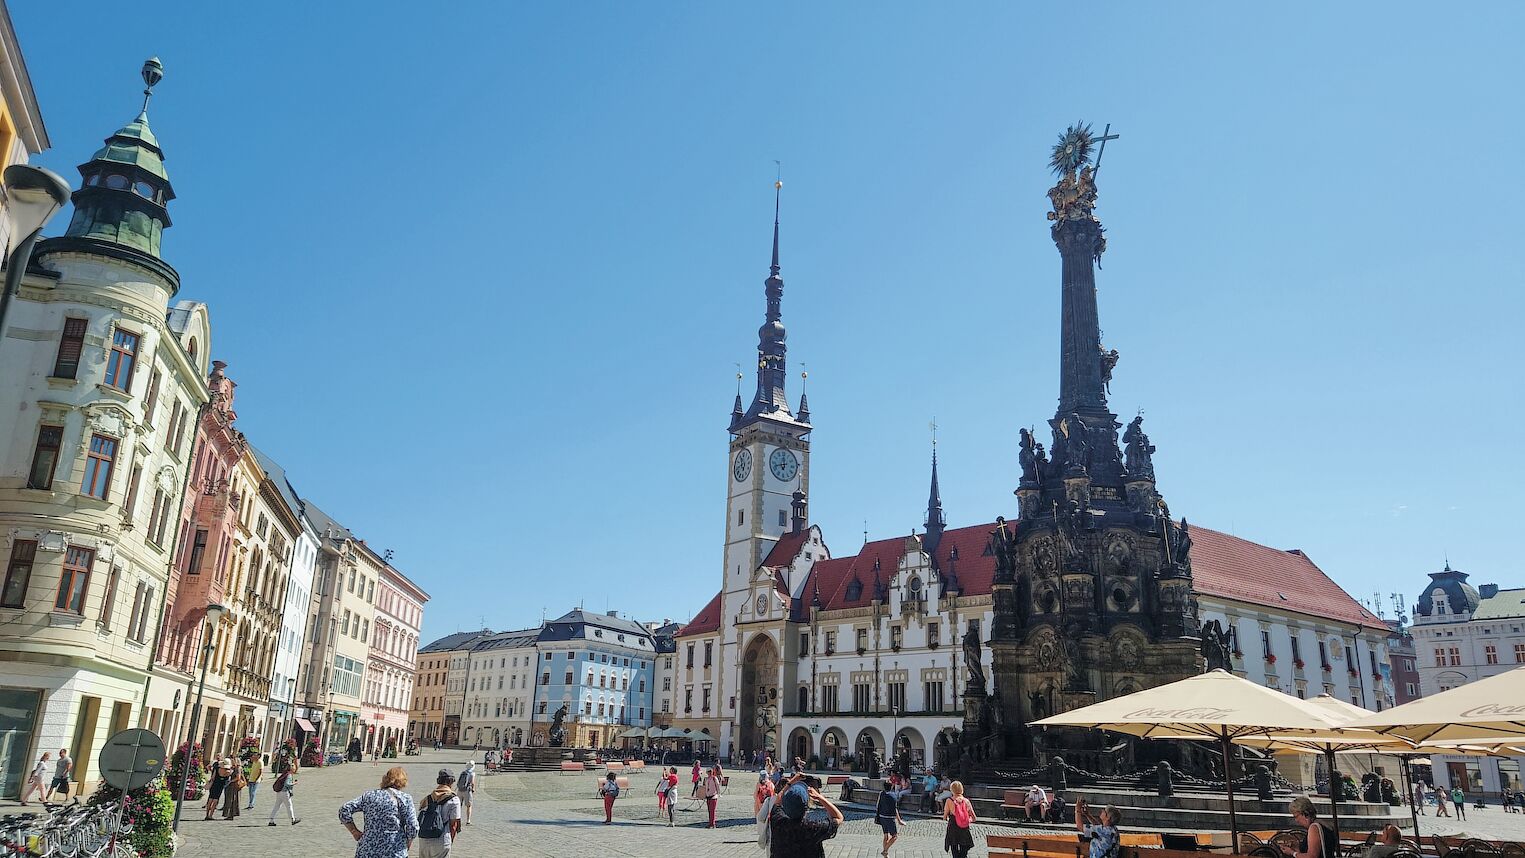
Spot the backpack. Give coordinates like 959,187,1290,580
273,773,289,793
418,795,446,839
951,796,974,828
604,781,620,798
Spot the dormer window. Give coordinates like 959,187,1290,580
845,578,863,601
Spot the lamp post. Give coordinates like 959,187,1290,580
172,603,226,832
0,164,71,341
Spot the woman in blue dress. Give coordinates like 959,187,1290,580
339,767,417,858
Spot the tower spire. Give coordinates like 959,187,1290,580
734,178,798,427
924,419,946,555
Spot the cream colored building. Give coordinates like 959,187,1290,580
0,59,211,796
361,561,426,754
296,502,378,754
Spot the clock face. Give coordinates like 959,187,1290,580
733,449,753,482
768,447,799,481
756,593,769,614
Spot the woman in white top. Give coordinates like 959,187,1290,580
20,752,50,805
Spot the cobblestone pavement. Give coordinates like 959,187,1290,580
169,750,1036,857
7,752,1520,856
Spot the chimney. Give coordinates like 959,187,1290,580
1479,584,1499,599
606,610,619,618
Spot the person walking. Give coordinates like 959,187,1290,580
204,758,230,820
244,753,264,810
599,772,621,824
1433,785,1450,817
1411,780,1426,816
691,760,703,797
49,749,72,802
456,761,476,825
339,766,417,858
21,752,50,805
1450,785,1466,820
416,769,462,858
703,764,723,828
221,757,244,820
754,771,776,815
875,784,905,857
662,767,679,827
942,781,977,858
267,755,300,826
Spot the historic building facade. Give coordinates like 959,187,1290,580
458,627,539,749
0,60,214,795
529,609,657,749
1412,565,1524,797
361,562,426,754
410,630,490,745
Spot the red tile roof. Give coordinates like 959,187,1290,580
1188,526,1379,627
677,591,723,637
761,530,810,568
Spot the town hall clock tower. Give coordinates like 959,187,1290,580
718,183,811,752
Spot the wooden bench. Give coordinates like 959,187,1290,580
1001,789,1029,820
560,761,585,773
825,775,850,785
592,775,631,792
987,835,1084,858
605,762,624,773
1120,834,1165,848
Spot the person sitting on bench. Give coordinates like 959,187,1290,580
1045,793,1068,824
1024,784,1049,821
1365,825,1405,858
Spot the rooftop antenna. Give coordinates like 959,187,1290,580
863,520,870,545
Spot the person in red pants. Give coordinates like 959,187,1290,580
703,764,723,828
599,773,621,824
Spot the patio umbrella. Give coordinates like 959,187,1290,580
1032,669,1350,853
1344,665,1525,744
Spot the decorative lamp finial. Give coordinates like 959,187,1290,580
140,57,164,116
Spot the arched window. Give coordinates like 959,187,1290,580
187,337,198,365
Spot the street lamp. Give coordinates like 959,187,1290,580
0,164,72,340
172,603,225,832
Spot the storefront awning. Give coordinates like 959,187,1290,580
295,718,317,733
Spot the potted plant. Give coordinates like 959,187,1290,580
300,736,323,767
1293,658,1306,669
1265,653,1277,665
88,775,174,858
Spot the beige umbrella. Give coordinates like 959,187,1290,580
1344,665,1525,743
1032,669,1349,852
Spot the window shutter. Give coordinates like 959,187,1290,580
53,318,88,378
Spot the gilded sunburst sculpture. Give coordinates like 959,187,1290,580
1049,122,1095,176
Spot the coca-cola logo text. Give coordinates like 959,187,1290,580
1123,707,1236,719
1459,704,1525,717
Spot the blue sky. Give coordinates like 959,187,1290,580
14,3,1522,641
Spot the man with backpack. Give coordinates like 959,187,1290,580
457,761,476,825
417,769,462,858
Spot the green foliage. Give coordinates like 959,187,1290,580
88,775,174,858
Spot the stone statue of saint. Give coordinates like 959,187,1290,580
1173,518,1193,567
1028,689,1049,721
1123,415,1156,481
962,626,987,695
1099,348,1120,394
1061,414,1090,474
1019,428,1039,484
1200,619,1232,671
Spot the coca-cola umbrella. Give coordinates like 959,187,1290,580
1344,665,1525,744
1032,669,1350,853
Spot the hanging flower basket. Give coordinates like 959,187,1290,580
1264,653,1277,665
1293,658,1306,669
237,736,261,763
166,742,206,801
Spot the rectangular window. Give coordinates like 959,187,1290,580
852,683,871,712
2,540,37,608
150,491,172,546
888,681,906,712
1434,648,1445,668
1514,643,1525,663
890,625,903,649
56,546,94,613
1290,637,1302,664
52,318,88,379
703,641,713,668
737,510,744,525
855,628,868,652
187,529,208,574
142,369,161,425
701,687,711,712
1260,629,1272,657
924,680,945,712
82,434,117,499
564,670,573,684
821,685,839,713
1448,647,1461,666
132,584,155,642
684,688,693,713
122,465,143,524
799,632,809,652
27,425,63,490
825,631,836,654
104,329,139,390
1318,641,1329,669
928,621,940,648
1485,645,1498,665
127,582,146,642
778,509,786,527
169,402,187,456
540,672,549,685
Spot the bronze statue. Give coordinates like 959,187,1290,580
963,626,987,694
548,703,568,747
1123,415,1156,481
1173,518,1193,567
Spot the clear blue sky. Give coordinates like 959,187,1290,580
15,3,1522,641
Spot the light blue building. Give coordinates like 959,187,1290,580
532,609,657,747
